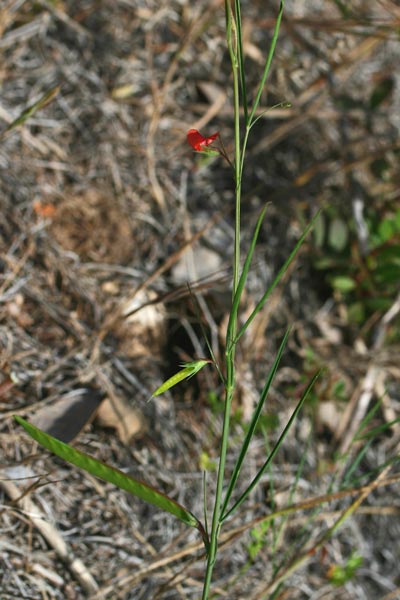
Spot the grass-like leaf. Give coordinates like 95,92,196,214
226,203,268,350
0,86,60,139
221,371,320,522
235,211,321,344
248,1,284,125
355,416,400,441
14,416,209,551
234,0,248,123
221,328,290,515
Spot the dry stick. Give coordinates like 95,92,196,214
381,588,400,600
295,140,400,188
145,0,224,209
251,35,381,155
91,472,400,598
90,212,222,364
189,90,227,139
251,465,394,599
273,14,400,36
0,475,99,595
335,292,400,455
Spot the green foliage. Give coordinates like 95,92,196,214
369,76,394,110
199,451,218,472
247,520,270,562
328,553,363,586
152,359,211,397
313,205,400,324
207,391,224,415
14,416,209,550
332,379,347,402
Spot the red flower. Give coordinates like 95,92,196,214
187,128,219,151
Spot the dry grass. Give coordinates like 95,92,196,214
1,1,399,598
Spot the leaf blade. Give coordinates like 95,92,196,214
152,360,210,397
236,211,320,343
221,371,321,522
221,328,290,515
226,204,268,351
14,415,209,548
1,86,60,139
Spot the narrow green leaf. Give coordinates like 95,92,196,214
1,86,60,139
356,416,400,441
152,359,210,397
221,371,320,522
14,416,209,550
248,1,284,125
234,0,248,123
227,204,268,350
221,328,290,515
236,211,320,343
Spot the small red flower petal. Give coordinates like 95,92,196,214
187,129,219,151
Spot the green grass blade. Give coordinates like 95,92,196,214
248,1,284,125
221,328,290,516
356,416,400,441
14,416,209,550
227,203,268,350
1,86,60,139
235,211,320,343
342,455,399,489
341,439,373,489
234,0,248,124
221,371,320,522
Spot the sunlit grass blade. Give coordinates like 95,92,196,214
1,86,60,139
221,328,290,516
152,359,211,397
227,203,268,349
235,211,320,343
14,416,209,550
221,371,320,522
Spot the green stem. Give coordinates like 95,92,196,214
203,2,285,596
201,383,234,598
202,2,242,598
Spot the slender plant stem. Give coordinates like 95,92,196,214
202,2,242,598
203,2,286,596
